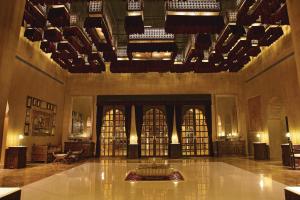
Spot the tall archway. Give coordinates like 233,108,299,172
100,107,127,157
182,108,209,156
267,97,286,160
141,108,168,157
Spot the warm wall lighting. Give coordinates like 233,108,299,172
256,133,261,142
132,51,172,60
101,172,105,180
286,132,291,139
172,133,179,144
5,102,9,115
19,135,24,140
232,132,238,137
19,134,24,146
130,135,138,144
218,132,225,137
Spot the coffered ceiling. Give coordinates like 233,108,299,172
23,0,289,73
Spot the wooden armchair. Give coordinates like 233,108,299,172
288,140,300,169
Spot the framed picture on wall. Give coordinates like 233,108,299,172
24,96,57,136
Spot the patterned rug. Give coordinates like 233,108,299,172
125,163,184,181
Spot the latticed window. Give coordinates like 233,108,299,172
167,0,220,11
89,1,103,13
225,11,238,24
182,107,209,156
70,15,78,25
128,0,142,10
129,28,174,40
100,107,127,157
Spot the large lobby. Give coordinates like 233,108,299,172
1,0,300,199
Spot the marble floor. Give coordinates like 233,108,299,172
0,160,86,187
20,159,287,200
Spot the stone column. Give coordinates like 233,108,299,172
128,105,139,159
0,0,26,161
286,0,300,86
169,107,181,158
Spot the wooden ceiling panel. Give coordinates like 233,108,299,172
21,0,289,73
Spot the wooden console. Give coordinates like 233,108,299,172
31,144,62,163
214,140,246,156
4,146,27,169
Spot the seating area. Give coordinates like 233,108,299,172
31,144,62,163
31,143,87,164
52,149,84,163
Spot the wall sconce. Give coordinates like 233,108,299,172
256,133,261,142
285,116,290,141
19,134,24,146
5,102,9,114
286,132,291,140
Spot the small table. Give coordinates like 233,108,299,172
4,146,27,169
285,187,300,200
253,142,269,160
0,188,21,200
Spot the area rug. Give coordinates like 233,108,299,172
125,163,184,181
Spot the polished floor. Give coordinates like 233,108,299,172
1,157,300,199
19,159,288,200
0,161,85,187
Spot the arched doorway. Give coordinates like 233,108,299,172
100,107,127,157
182,108,209,156
267,97,286,160
141,108,168,157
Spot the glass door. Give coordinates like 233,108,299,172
141,108,168,157
182,108,209,156
101,107,127,157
